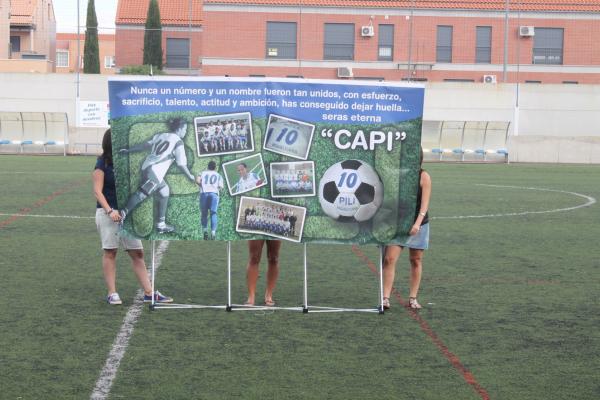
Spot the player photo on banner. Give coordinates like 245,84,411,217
236,197,306,243
194,112,254,157
222,153,267,196
264,114,315,160
270,161,316,198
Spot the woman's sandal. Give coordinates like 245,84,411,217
265,299,276,307
408,297,422,309
382,297,391,310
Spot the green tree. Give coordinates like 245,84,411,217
143,0,163,70
83,0,100,73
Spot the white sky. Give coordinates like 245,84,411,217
52,0,118,33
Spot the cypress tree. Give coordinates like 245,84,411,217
143,0,163,70
83,0,100,73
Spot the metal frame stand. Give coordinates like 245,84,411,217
150,240,227,311
302,244,384,314
228,239,303,312
149,241,385,314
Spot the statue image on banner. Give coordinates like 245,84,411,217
118,117,196,234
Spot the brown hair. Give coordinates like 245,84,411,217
100,129,113,166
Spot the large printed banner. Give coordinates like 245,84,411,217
108,77,424,244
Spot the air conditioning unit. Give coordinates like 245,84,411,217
519,26,535,37
361,25,374,37
337,66,353,78
483,74,497,84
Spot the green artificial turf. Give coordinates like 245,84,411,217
1,155,599,399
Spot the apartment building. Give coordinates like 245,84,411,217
0,0,56,72
115,0,203,73
200,0,600,83
56,33,116,74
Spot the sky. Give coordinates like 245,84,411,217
52,0,118,33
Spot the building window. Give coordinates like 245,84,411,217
378,24,394,61
266,22,297,59
56,51,69,68
324,23,355,60
476,26,492,63
436,26,453,63
166,38,190,69
104,55,115,68
533,28,563,65
10,36,21,53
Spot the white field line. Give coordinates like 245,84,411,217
2,186,595,224
0,171,89,175
90,240,170,400
0,212,93,219
433,184,596,220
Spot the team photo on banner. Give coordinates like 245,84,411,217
108,77,425,244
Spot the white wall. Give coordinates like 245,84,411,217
1,73,599,162
423,82,600,163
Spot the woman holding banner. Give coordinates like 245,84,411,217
382,149,431,310
93,129,173,305
245,240,281,307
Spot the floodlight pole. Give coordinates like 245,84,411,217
76,0,80,98
75,0,81,142
406,0,415,81
503,0,510,82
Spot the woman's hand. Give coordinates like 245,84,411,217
109,209,122,222
409,223,420,236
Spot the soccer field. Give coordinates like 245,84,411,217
1,155,599,400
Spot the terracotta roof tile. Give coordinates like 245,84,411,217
10,0,37,25
204,0,600,13
116,0,202,26
10,0,37,15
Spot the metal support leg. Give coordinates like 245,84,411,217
150,240,156,310
226,241,232,311
379,245,385,314
303,243,309,313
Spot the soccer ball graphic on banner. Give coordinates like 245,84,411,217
318,160,383,222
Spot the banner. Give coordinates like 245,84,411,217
108,77,424,244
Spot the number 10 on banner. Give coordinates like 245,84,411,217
267,127,299,145
264,115,315,160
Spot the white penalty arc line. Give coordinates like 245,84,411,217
433,184,596,220
2,187,595,223
0,213,94,219
0,171,89,175
90,240,170,400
